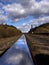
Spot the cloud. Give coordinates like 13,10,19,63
3,3,26,21
0,3,3,8
20,16,49,33
1,0,49,22
19,23,31,33
30,16,49,28
19,16,49,33
0,0,49,33
0,15,7,24
0,10,7,24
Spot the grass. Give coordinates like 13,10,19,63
0,24,22,56
0,24,21,38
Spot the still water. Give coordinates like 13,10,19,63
0,35,34,65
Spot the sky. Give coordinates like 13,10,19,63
0,0,49,32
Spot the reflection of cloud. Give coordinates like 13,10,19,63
18,40,26,44
6,53,23,64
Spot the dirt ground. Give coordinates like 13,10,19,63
25,33,49,56
0,35,21,56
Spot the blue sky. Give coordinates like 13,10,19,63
0,0,49,32
5,16,33,27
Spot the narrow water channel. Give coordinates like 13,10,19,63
0,35,34,65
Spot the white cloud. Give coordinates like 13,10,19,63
0,3,3,8
0,0,49,33
43,0,49,1
3,3,26,21
0,4,7,24
19,23,31,33
30,16,49,28
2,0,49,22
0,14,7,24
19,16,49,33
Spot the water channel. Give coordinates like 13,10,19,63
0,35,34,65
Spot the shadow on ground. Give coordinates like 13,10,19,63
34,54,49,65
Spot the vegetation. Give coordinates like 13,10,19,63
0,24,21,56
27,23,49,65
0,24,21,38
0,36,21,56
29,23,49,33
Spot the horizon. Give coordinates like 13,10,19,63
0,0,49,32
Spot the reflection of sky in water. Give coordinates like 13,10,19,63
15,35,29,52
0,35,34,65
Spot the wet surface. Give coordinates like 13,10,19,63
0,35,34,65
